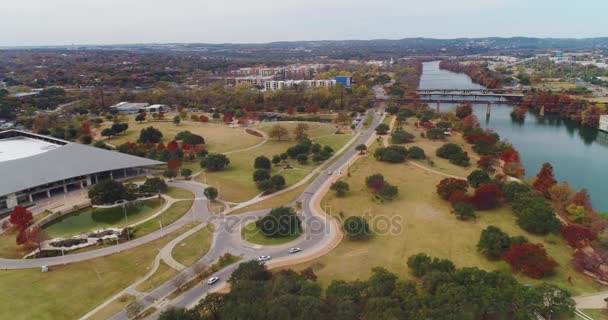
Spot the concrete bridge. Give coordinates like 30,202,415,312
416,89,524,99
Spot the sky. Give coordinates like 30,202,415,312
0,0,606,46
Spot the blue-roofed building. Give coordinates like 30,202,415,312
335,76,353,88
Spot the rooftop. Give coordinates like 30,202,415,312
0,130,163,197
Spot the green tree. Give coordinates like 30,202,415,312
536,283,575,320
173,115,181,125
407,146,425,159
256,206,301,238
330,181,350,197
270,174,286,190
452,202,475,220
204,186,218,201
228,260,272,286
477,226,512,260
135,113,146,122
343,216,370,240
180,168,192,179
138,126,163,143
253,169,271,182
355,144,367,154
467,169,491,188
163,169,178,179
379,183,398,200
88,180,131,205
375,123,390,135
254,156,271,170
200,154,230,171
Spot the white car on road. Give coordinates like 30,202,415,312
258,255,272,261
288,247,301,254
207,276,219,285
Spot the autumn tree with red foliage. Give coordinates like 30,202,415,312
9,206,33,231
560,224,596,249
366,174,386,192
461,114,479,132
469,182,503,210
436,178,469,200
167,140,179,152
167,159,182,170
500,149,520,163
448,190,469,207
477,155,499,173
23,225,47,252
81,121,91,136
223,112,234,123
455,104,473,119
502,242,557,278
533,163,557,198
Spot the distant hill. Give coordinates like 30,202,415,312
4,37,608,59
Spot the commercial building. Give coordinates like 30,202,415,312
110,102,150,114
0,130,163,212
335,76,353,88
264,79,336,91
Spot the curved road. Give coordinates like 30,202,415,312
105,88,387,320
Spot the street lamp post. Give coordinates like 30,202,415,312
123,203,130,241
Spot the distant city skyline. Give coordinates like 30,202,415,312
0,0,606,46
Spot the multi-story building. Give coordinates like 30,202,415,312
599,115,608,132
264,79,336,91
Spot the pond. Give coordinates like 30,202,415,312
420,61,608,212
43,198,165,238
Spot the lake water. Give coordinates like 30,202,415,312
420,61,608,212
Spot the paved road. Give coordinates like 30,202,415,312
105,87,387,320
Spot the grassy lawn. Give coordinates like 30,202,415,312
286,152,606,296
102,115,262,154
230,179,313,215
135,260,178,292
171,224,214,267
43,198,166,238
197,140,337,203
165,186,195,200
133,200,193,238
580,309,608,320
0,224,193,320
89,294,135,320
537,81,577,91
241,221,301,246
589,97,608,103
396,120,477,177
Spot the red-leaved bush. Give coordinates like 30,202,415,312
469,182,502,210
560,224,596,249
502,242,557,278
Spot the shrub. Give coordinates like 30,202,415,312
375,123,390,135
467,170,491,188
453,202,475,220
469,182,503,210
478,226,512,260
378,183,399,200
502,242,557,278
330,181,350,197
407,146,425,159
256,207,301,238
407,253,456,278
560,224,596,248
138,126,163,143
374,145,408,163
391,128,415,144
426,128,445,140
436,143,470,167
343,216,370,240
436,178,469,200
366,174,386,192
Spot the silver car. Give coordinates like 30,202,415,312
288,247,301,254
207,276,219,285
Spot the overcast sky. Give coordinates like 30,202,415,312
0,0,606,46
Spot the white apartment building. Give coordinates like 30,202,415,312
599,115,608,132
264,79,336,91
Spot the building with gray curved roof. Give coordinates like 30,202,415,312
0,130,163,212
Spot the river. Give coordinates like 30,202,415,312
419,61,608,212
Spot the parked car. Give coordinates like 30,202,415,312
207,276,219,285
327,171,333,175
258,255,271,261
288,247,301,254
